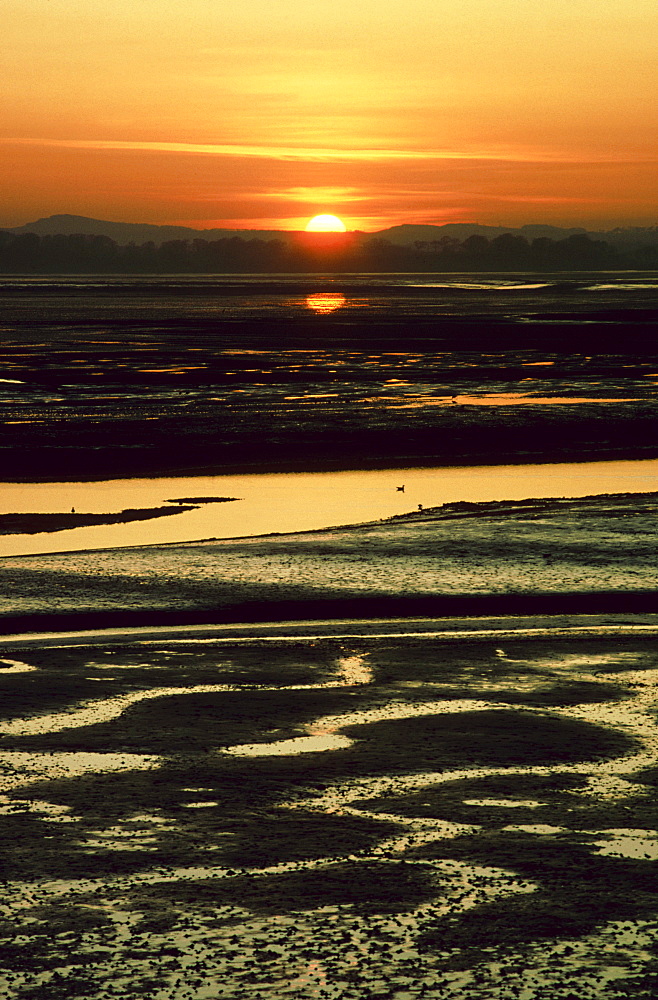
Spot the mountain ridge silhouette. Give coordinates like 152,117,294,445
4,214,656,249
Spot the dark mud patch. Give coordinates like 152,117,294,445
1,685,377,754
0,794,400,880
16,980,158,1000
0,642,344,721
628,765,658,787
489,679,631,707
4,902,112,938
419,891,625,962
339,709,639,772
165,496,238,504
136,860,439,915
367,639,654,693
370,673,629,711
1,633,656,997
0,669,128,722
365,772,658,832
0,808,161,881
8,758,309,824
357,772,591,827
199,809,401,868
0,506,205,535
416,831,658,958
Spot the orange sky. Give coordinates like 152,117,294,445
2,0,657,231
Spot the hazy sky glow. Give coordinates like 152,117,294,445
2,0,656,230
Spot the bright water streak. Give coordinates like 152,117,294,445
0,456,656,557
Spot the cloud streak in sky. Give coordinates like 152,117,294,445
3,0,657,228
2,137,653,166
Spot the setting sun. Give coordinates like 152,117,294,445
2,2,657,231
305,215,347,233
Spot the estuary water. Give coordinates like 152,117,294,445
1,456,657,557
1,270,656,555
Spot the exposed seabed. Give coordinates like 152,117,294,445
0,624,656,999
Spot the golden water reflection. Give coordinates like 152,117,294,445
387,393,641,409
0,457,656,557
305,292,346,315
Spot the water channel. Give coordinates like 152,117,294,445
0,457,656,558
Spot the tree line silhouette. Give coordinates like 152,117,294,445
0,229,656,273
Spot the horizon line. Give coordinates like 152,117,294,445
4,214,657,236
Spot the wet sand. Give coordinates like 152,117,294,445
0,630,656,999
0,492,656,998
1,275,656,996
1,292,656,482
0,490,655,632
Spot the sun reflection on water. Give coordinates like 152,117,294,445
305,292,346,314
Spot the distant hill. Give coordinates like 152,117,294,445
371,222,589,244
1,214,297,246
2,214,657,251
373,222,658,250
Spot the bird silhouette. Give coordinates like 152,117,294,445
396,485,405,492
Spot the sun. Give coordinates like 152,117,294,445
305,214,347,233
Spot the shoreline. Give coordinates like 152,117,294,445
0,589,656,637
0,489,655,636
2,445,658,486
1,611,657,649
2,283,655,485
1,485,655,552
2,272,656,998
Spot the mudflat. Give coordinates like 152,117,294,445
1,274,656,998
0,490,655,632
1,276,657,481
0,491,657,998
1,628,657,999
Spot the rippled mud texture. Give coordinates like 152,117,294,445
0,634,657,998
0,491,657,634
